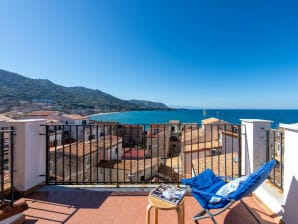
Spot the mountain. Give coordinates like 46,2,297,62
128,99,169,109
0,69,169,113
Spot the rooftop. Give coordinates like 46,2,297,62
0,114,13,122
110,157,159,173
62,114,88,120
122,148,146,159
169,120,180,124
50,137,122,157
202,117,229,125
183,140,221,153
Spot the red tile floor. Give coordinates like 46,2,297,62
21,186,280,224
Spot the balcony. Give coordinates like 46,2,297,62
22,186,279,224
0,119,293,223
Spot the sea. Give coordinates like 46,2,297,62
90,109,298,128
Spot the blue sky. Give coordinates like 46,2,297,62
0,0,298,109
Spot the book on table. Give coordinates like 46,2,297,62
150,184,186,205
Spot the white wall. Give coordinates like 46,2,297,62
61,116,90,140
240,119,272,175
221,133,239,154
147,131,169,158
98,141,123,161
241,119,285,221
7,119,46,192
202,124,220,142
279,123,298,223
49,131,62,146
110,142,123,160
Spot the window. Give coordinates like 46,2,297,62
148,144,151,150
127,173,134,180
115,147,118,154
82,120,87,125
89,134,95,140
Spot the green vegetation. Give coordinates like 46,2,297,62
0,69,169,113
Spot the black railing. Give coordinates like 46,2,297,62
266,129,284,190
183,123,241,181
44,123,241,185
0,127,14,206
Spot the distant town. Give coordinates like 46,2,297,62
0,98,104,117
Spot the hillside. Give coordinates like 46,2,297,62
0,69,169,113
128,99,168,109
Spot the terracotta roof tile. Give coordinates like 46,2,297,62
50,137,122,157
62,114,88,120
112,158,159,173
0,114,13,122
122,148,146,159
184,140,221,153
202,117,229,125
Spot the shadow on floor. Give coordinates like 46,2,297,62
25,187,112,209
224,201,277,224
23,186,112,223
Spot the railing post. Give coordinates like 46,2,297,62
238,125,242,177
10,127,14,206
0,130,4,203
280,131,284,190
45,125,49,184
265,129,270,162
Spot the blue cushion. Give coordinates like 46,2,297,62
228,160,276,201
209,176,248,204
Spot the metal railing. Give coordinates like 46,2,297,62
0,127,14,206
44,123,241,185
266,129,284,190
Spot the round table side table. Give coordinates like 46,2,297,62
146,191,185,224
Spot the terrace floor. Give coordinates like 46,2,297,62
19,185,280,224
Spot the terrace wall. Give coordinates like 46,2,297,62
7,119,46,193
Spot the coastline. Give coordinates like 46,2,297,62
87,109,298,127
89,111,121,117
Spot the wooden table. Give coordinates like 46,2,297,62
146,190,185,224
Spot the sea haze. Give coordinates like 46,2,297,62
90,109,298,127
